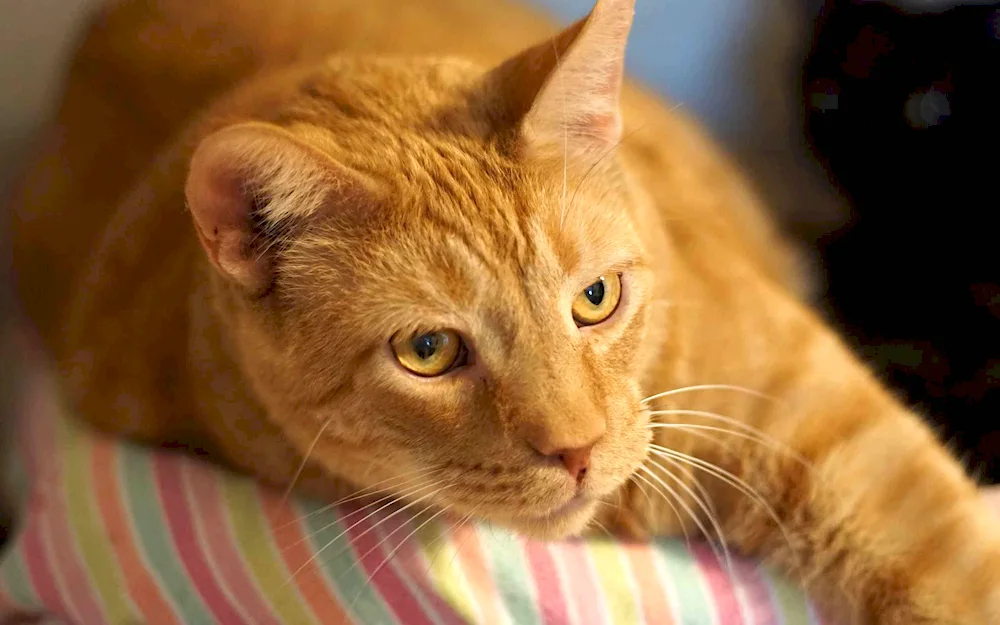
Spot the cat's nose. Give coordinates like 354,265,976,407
557,445,594,483
534,440,598,483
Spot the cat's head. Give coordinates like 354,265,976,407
185,0,657,538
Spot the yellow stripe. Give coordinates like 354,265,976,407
59,416,137,621
588,541,641,623
417,522,481,622
222,476,318,625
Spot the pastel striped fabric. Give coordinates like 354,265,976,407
0,370,821,624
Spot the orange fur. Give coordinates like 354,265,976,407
10,0,1000,622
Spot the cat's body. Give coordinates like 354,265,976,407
10,0,1000,622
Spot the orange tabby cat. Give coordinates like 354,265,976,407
10,0,1000,622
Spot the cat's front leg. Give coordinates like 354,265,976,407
634,328,1000,624
708,342,1000,623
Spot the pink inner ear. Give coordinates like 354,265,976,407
185,131,274,291
515,0,633,158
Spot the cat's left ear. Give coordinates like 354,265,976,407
489,0,634,160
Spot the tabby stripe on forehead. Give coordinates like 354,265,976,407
154,454,248,622
477,526,541,625
655,540,718,624
416,522,482,623
184,464,282,624
40,403,104,623
63,419,137,622
120,444,211,622
91,437,181,623
258,493,345,623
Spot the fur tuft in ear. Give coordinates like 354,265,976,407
185,122,374,294
489,0,635,160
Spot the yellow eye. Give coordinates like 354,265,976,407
391,330,466,377
572,274,622,326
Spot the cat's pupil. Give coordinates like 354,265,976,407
585,280,605,306
412,333,439,360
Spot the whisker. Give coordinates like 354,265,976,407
648,444,799,566
276,465,446,530
644,459,737,582
590,518,613,539
641,384,774,405
646,417,811,468
279,480,452,587
567,122,649,216
345,504,454,612
636,464,727,571
631,471,693,549
280,417,332,506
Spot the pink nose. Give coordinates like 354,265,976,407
542,444,594,483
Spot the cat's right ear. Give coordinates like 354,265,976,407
185,122,376,294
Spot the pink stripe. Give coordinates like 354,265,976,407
183,463,282,625
26,384,105,624
692,544,745,624
259,489,349,623
557,542,607,624
525,541,570,625
733,559,779,625
361,513,467,625
20,514,70,619
153,454,246,623
341,511,436,625
17,401,71,620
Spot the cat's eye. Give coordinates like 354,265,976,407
572,274,622,327
391,330,468,377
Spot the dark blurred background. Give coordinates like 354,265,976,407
1,0,998,507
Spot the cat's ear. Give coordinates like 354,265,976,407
185,122,375,294
489,0,634,159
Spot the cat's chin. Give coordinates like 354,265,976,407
500,495,599,540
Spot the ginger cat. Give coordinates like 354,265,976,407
10,0,1000,622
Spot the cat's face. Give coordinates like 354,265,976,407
264,132,653,537
186,0,648,537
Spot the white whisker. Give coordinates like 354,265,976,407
637,464,729,573
281,417,332,506
277,465,446,530
644,460,736,582
279,480,452,588
642,384,774,405
646,417,811,468
346,504,454,612
648,444,799,565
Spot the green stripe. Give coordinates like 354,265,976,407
0,546,40,609
118,444,210,622
763,566,812,624
417,523,478,622
653,540,716,624
300,501,397,624
223,478,317,625
59,418,137,621
477,526,540,625
588,540,640,624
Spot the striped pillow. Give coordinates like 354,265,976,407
0,370,820,624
